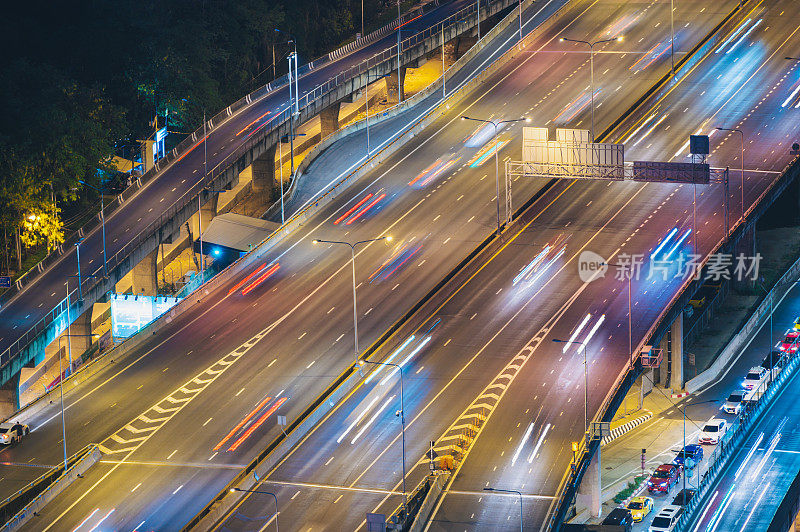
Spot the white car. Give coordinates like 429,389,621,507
699,418,727,445
742,366,767,391
721,390,746,415
649,504,683,532
0,422,29,445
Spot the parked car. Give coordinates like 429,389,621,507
721,390,747,415
0,422,29,445
626,496,654,522
602,507,634,530
649,505,683,532
742,366,768,390
780,331,800,353
673,444,703,467
699,418,727,444
672,488,697,506
794,316,800,331
648,464,681,493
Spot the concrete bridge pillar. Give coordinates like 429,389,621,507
576,447,601,518
252,144,277,194
0,372,20,419
132,247,158,296
319,101,341,138
670,312,684,392
386,67,407,104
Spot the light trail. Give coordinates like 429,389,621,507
364,336,416,384
351,396,394,444
563,314,592,353
213,396,273,451
527,423,551,463
512,423,535,465
337,396,380,444
241,263,280,296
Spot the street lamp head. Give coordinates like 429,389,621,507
312,239,319,245
385,236,393,243
358,360,366,366
559,37,564,42
616,35,624,43
461,116,467,120
524,117,532,123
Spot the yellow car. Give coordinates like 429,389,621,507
794,317,800,331
626,496,654,522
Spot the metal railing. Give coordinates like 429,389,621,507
675,348,800,531
0,0,506,377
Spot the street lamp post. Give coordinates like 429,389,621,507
483,487,523,532
460,116,530,233
552,338,589,433
669,0,675,77
757,280,774,380
312,237,391,362
397,0,403,105
715,127,745,223
229,488,279,532
78,180,107,278
56,333,97,471
360,359,408,514
75,238,84,300
559,36,623,141
476,0,480,39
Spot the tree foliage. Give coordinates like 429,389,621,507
0,0,399,270
20,203,65,253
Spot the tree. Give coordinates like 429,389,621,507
20,203,65,253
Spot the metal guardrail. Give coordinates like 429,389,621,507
0,444,97,530
0,0,508,379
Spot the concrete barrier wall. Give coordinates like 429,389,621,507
0,445,101,532
686,253,800,393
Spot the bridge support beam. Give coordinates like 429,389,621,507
386,67,406,104
319,101,341,138
252,144,278,194
671,312,684,392
132,247,158,296
0,372,20,419
576,447,602,518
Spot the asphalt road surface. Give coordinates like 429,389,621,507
0,0,479,357
6,0,797,530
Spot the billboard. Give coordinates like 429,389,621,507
110,293,182,338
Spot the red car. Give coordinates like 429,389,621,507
780,331,800,354
647,464,680,494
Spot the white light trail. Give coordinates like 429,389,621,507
365,335,415,384
716,19,751,53
512,423,535,465
337,396,379,443
726,19,762,54
380,336,431,385
741,481,770,530
581,314,606,347
528,423,552,463
563,314,592,353
734,432,764,480
351,395,395,444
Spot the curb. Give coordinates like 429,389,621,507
601,411,653,446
